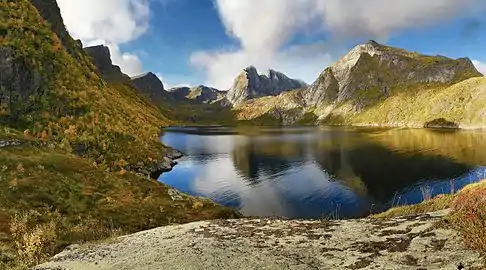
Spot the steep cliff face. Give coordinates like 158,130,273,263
226,66,307,106
131,72,174,103
304,40,482,107
84,45,131,83
170,85,226,104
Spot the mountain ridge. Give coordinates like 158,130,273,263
304,40,482,107
231,40,485,128
226,66,308,106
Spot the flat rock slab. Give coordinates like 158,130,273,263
34,210,484,270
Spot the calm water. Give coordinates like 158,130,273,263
159,126,486,219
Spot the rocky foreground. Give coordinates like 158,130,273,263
34,209,484,270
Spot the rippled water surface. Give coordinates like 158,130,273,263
159,126,486,219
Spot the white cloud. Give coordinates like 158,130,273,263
192,0,486,89
155,73,192,89
57,0,150,45
57,0,151,76
108,44,144,76
472,60,486,75
191,43,332,89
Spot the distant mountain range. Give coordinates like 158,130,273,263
82,36,485,129
232,40,485,128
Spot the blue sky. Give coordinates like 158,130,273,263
58,0,486,89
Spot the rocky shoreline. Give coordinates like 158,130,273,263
124,147,184,179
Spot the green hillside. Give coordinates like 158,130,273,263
0,1,238,268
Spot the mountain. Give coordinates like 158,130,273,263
230,41,485,128
169,85,226,104
84,45,131,83
226,66,307,106
0,1,238,268
304,40,482,107
131,72,174,103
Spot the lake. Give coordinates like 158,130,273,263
159,126,486,219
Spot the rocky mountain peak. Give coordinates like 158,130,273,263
226,66,307,106
304,41,483,107
131,72,173,103
169,85,225,104
84,45,131,83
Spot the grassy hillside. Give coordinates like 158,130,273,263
1,0,174,169
0,1,239,269
232,77,486,128
233,89,317,125
317,77,486,128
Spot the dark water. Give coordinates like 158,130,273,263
158,126,486,219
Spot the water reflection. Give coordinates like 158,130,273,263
159,126,486,219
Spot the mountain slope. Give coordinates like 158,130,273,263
0,0,175,169
232,41,485,128
304,40,481,107
169,85,226,104
84,45,131,84
131,72,175,104
0,1,239,268
226,66,307,106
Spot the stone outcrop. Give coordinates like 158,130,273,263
84,45,131,83
35,209,485,269
0,47,44,123
226,66,307,106
304,40,483,107
169,85,226,104
131,72,174,103
0,139,22,148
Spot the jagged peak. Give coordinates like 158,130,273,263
365,39,380,46
131,72,157,80
243,65,258,74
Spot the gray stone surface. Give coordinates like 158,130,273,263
34,209,484,270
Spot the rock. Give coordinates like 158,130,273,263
0,47,44,123
226,66,307,106
123,148,183,179
304,40,483,107
0,139,22,148
84,45,131,83
169,85,226,104
424,118,459,129
164,148,183,160
34,209,485,269
131,72,173,104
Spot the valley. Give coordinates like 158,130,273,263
0,0,485,269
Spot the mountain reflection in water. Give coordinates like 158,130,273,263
159,126,486,219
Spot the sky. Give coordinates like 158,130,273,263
56,0,486,90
